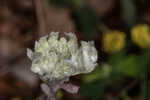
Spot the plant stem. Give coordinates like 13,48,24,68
39,78,79,100
32,0,47,36
142,73,150,100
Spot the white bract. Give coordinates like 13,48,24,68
27,32,98,80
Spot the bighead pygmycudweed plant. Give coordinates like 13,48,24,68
27,32,98,100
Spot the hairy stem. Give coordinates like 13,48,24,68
39,78,79,100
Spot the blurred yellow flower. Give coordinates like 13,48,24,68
102,31,126,53
131,24,150,48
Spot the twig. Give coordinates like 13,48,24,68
141,73,150,100
117,79,139,100
32,0,47,36
122,79,138,95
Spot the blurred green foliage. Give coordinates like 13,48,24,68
80,79,105,99
121,0,137,28
109,51,150,77
73,6,99,40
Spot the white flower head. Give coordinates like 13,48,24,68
27,32,98,80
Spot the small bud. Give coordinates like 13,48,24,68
27,48,33,60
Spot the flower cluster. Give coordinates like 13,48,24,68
27,32,98,80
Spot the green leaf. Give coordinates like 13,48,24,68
80,80,105,99
73,6,99,40
83,64,111,83
121,0,137,28
108,51,126,66
109,50,150,77
120,55,141,77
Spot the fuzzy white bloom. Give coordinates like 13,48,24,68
27,32,98,80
